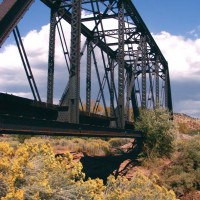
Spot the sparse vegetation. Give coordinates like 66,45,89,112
163,136,200,196
50,137,112,156
1,112,200,199
135,107,176,158
105,172,176,200
177,122,189,134
175,113,200,135
0,141,176,200
108,138,132,148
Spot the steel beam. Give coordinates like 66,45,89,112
155,55,160,106
117,0,125,128
67,0,82,123
148,66,155,108
123,0,168,67
86,39,92,113
13,26,41,102
165,66,173,113
44,2,117,58
110,59,115,118
126,71,131,121
141,35,147,109
40,0,173,118
91,48,108,116
131,84,139,121
94,28,137,37
0,0,34,47
47,9,56,105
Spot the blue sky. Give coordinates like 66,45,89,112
1,0,200,117
6,0,200,38
18,1,49,34
134,0,200,37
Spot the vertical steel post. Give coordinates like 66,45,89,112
47,9,56,105
118,0,125,128
165,64,173,114
141,35,147,109
155,55,159,106
126,71,131,121
68,0,82,123
86,39,92,113
165,68,169,109
110,59,115,118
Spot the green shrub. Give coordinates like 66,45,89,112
13,134,33,143
164,136,200,196
108,138,132,148
0,179,7,198
188,129,200,135
135,108,176,158
105,172,177,200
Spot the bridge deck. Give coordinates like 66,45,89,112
0,92,134,128
0,114,142,138
0,93,141,138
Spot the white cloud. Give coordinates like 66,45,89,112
1,20,200,116
23,27,49,57
151,31,200,117
153,31,200,81
0,25,50,101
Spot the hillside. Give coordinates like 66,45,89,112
0,112,200,199
174,113,200,132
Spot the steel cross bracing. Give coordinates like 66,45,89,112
0,0,173,130
13,26,41,102
40,0,173,128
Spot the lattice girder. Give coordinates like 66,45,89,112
40,0,172,126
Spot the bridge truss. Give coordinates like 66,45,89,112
0,0,172,136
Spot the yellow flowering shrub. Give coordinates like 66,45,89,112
75,178,105,199
0,141,177,200
0,141,84,199
105,172,177,200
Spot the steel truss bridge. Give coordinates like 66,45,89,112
0,0,172,138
